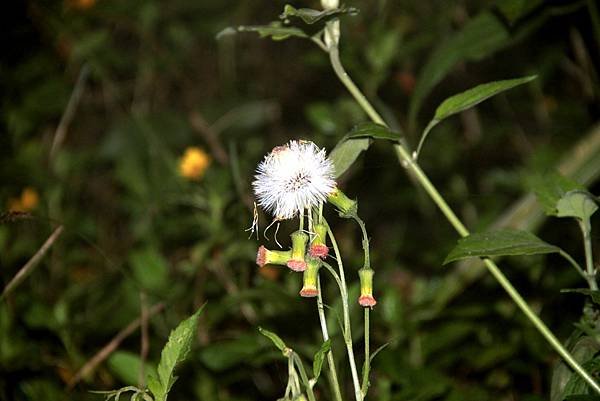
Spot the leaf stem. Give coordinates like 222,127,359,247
326,30,600,395
291,352,317,401
558,249,589,283
317,277,344,401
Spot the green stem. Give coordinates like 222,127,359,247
292,353,317,401
351,214,370,268
558,249,590,284
579,218,598,291
327,37,600,395
317,277,344,401
361,308,370,397
325,219,363,401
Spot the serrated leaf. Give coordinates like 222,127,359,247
561,289,600,306
329,137,370,178
150,305,205,401
556,191,598,221
312,339,331,381
444,229,560,264
433,76,536,121
258,327,287,352
531,173,583,216
347,122,402,142
280,5,358,25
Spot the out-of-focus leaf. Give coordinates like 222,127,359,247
433,76,536,121
107,351,156,386
444,229,560,264
329,137,370,178
561,289,600,306
258,327,288,353
218,22,308,41
280,5,358,25
129,248,169,293
347,122,403,142
148,306,204,401
531,173,583,216
408,12,509,125
199,334,266,371
312,339,331,380
556,191,598,221
495,0,544,24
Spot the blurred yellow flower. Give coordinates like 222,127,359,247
8,187,40,212
179,147,211,180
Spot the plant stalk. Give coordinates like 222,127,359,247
327,34,600,395
317,277,344,401
579,218,598,291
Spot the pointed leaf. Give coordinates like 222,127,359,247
329,137,370,178
217,22,308,41
347,122,403,142
312,339,331,381
258,327,287,352
531,172,583,216
150,305,205,401
444,229,560,264
434,76,536,121
556,191,598,221
280,5,358,25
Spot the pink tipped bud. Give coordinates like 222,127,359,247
358,267,376,309
287,259,307,272
256,245,291,267
309,223,329,259
300,258,321,297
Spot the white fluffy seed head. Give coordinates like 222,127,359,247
252,140,336,219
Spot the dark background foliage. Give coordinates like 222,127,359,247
1,0,600,400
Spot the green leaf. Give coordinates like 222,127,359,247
444,229,560,264
329,137,370,178
408,12,509,125
312,339,331,381
107,351,156,386
199,334,266,371
556,191,598,221
217,22,308,41
433,76,536,121
149,306,205,401
347,122,402,142
495,0,544,24
258,327,287,352
551,336,600,401
561,289,600,306
563,357,600,398
280,5,358,25
531,173,583,216
129,248,169,293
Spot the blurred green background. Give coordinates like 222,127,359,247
2,0,600,400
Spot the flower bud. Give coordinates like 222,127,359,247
256,245,291,267
309,223,329,259
300,258,321,297
287,230,309,272
358,267,376,308
327,187,357,216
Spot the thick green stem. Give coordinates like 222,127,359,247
579,218,598,291
317,277,344,401
327,36,600,395
325,219,363,401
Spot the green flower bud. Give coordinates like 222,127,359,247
287,230,309,272
309,223,329,259
300,258,321,297
327,187,357,216
358,267,376,308
256,245,291,267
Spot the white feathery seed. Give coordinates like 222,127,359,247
252,140,336,219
